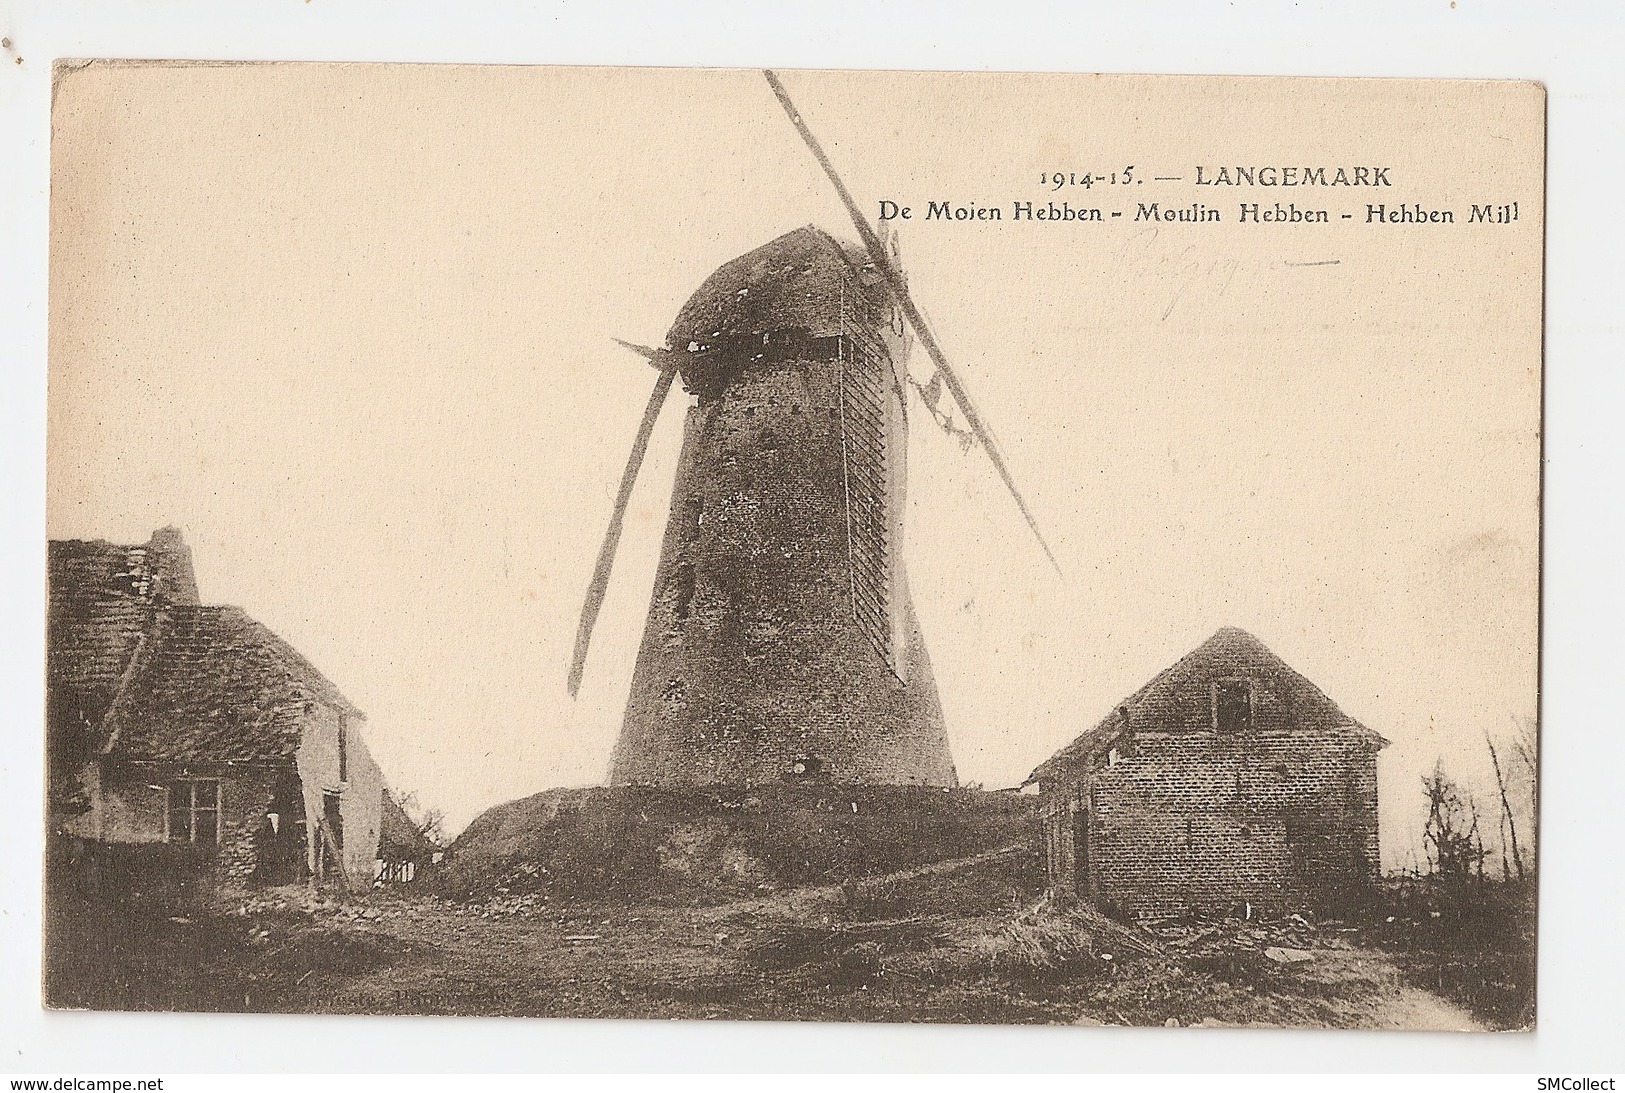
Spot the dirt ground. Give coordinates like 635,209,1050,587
300,894,1483,1029
44,852,1482,1029
46,841,1500,1029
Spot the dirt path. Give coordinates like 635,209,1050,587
1318,949,1486,1031
1370,972,1486,1031
688,842,1029,923
312,893,883,1021
299,893,1485,1029
308,845,1031,1019
1317,948,1485,1031
287,848,1488,1029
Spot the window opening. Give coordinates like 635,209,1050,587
166,779,221,845
1213,679,1255,733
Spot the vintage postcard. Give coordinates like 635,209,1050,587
44,63,1542,1030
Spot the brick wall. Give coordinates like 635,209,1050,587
217,767,278,882
93,762,283,887
1034,629,1385,917
1044,727,1380,917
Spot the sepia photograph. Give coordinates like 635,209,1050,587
43,62,1543,1032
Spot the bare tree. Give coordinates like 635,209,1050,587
1511,715,1539,873
1422,762,1486,882
1485,733,1526,880
391,788,448,848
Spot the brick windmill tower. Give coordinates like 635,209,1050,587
567,72,1058,788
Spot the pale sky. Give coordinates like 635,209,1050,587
48,64,1542,866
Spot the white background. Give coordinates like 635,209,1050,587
3,0,1621,1074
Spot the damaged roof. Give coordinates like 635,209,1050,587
48,528,362,764
105,603,362,763
47,528,200,744
1027,627,1387,784
380,791,438,859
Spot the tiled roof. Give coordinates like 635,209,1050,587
1028,627,1387,783
48,528,361,764
47,530,196,748
105,604,360,763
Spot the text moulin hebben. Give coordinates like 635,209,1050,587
876,164,1522,228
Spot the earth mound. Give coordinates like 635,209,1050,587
433,784,1037,906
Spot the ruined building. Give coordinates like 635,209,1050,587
47,527,385,890
1027,628,1387,916
602,226,957,787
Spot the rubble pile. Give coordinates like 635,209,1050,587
232,887,426,925
1143,911,1353,969
232,884,562,927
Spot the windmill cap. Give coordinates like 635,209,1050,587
667,225,882,349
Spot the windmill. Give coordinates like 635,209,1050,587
567,71,1058,788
